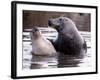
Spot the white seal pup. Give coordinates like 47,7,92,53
30,27,57,56
48,17,87,55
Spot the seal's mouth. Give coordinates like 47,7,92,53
48,20,53,26
48,20,59,30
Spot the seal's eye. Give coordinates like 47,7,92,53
34,28,38,32
32,27,39,33
59,18,62,21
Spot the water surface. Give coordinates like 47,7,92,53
22,28,91,69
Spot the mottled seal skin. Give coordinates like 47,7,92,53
48,17,87,55
30,27,57,56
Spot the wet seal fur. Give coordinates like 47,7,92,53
48,17,87,55
30,27,57,57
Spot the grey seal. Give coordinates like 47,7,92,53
30,27,57,56
48,17,87,55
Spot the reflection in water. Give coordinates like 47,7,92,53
58,53,84,68
22,28,91,69
30,55,58,69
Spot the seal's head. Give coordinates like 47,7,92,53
48,17,75,32
31,27,41,39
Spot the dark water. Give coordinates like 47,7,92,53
22,28,91,69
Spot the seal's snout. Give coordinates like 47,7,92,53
48,20,52,26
